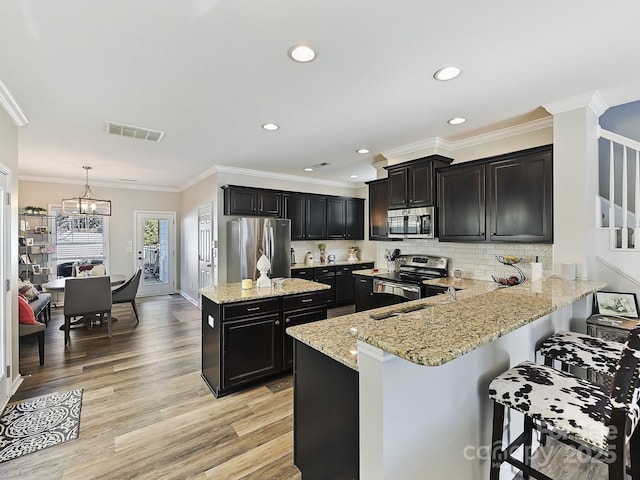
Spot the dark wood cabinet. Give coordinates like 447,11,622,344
367,179,389,240
335,265,355,305
438,163,486,242
313,265,335,307
201,293,327,398
283,193,306,240
438,145,553,243
224,185,364,241
284,194,327,240
294,340,359,480
222,185,281,216
305,195,327,240
283,291,327,369
222,313,281,387
345,199,364,240
290,267,314,280
326,197,346,239
327,198,364,240
487,149,553,243
385,155,453,209
354,275,374,312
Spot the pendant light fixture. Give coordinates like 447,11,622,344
61,166,112,216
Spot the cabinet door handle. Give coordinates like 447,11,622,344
301,298,313,303
275,320,281,326
246,307,260,312
285,317,290,323
360,279,368,283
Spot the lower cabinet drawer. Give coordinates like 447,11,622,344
223,298,280,320
283,291,327,311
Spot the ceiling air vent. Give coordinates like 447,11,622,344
105,121,165,143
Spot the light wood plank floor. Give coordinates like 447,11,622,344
4,294,301,480
6,299,604,479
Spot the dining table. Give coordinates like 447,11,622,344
42,274,127,330
42,274,126,292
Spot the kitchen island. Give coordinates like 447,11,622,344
287,276,606,480
200,278,330,397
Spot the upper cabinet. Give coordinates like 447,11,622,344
437,145,553,243
223,186,281,216
223,185,364,241
327,198,364,240
385,155,453,209
366,179,389,241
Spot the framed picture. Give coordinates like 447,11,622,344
31,264,41,275
26,237,34,246
19,253,31,264
594,291,640,318
18,236,25,246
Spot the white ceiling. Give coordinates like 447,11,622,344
2,0,640,191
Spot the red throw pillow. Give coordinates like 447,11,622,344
18,293,39,325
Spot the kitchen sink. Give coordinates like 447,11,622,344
370,304,432,320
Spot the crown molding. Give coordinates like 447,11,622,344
381,117,553,163
543,90,609,117
382,137,454,163
0,79,28,127
451,117,553,150
19,175,179,192
178,165,219,191
211,164,361,190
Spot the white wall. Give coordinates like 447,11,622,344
19,181,181,281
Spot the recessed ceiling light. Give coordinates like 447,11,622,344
433,66,461,81
262,123,279,131
288,45,317,63
303,167,314,172
448,117,466,125
356,148,370,154
349,175,358,178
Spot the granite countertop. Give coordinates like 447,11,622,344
291,259,375,269
201,278,330,304
286,277,607,371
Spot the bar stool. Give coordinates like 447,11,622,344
488,326,640,480
538,330,622,376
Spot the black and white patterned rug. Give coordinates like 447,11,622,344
0,389,83,463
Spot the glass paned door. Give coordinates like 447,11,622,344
135,211,175,296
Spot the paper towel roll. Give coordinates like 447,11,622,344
530,262,542,281
561,263,576,280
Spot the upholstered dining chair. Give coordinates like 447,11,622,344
111,268,142,323
63,276,113,346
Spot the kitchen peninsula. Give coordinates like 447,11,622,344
200,278,330,398
287,276,606,480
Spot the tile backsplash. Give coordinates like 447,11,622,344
373,239,552,281
291,240,365,265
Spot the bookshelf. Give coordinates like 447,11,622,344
19,214,56,287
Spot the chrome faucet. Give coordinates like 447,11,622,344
446,286,457,301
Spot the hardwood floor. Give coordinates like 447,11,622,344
7,299,603,479
4,295,301,480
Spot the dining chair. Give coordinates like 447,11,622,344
63,276,113,346
111,267,143,323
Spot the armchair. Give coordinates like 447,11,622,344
63,276,113,346
111,268,142,323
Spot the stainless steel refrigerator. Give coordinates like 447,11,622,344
227,218,291,282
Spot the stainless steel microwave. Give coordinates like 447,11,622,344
387,207,435,239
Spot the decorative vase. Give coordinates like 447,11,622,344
256,254,272,288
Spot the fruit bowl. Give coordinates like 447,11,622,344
492,274,522,287
496,255,523,265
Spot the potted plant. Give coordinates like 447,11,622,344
24,205,46,215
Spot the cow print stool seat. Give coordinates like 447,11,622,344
538,330,622,376
488,326,640,480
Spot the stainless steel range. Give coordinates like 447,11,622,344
373,254,449,301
